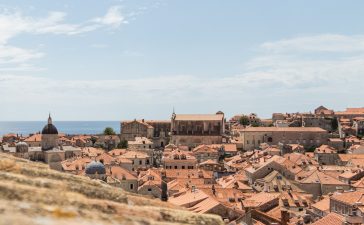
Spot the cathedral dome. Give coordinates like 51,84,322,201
16,142,28,153
42,124,58,135
42,114,58,135
85,161,106,175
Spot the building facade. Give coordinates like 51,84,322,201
170,112,225,149
120,119,170,148
236,127,328,150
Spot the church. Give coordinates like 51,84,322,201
2,115,81,170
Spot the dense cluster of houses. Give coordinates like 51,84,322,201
2,106,364,225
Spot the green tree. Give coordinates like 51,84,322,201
239,115,250,126
117,140,128,149
103,127,116,135
90,136,98,145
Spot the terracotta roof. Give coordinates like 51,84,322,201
338,154,364,162
311,195,331,212
284,153,318,166
339,170,358,179
163,149,196,161
129,137,153,145
216,175,252,191
199,159,219,165
331,190,364,205
169,189,210,207
107,166,136,180
300,170,348,185
349,158,364,167
336,108,364,114
242,192,280,208
192,145,219,153
212,144,237,152
138,169,162,183
61,157,92,171
353,176,364,188
174,114,224,121
95,152,115,165
165,169,213,179
187,196,221,214
108,149,127,156
24,134,42,142
315,145,337,154
82,147,105,157
310,213,344,225
121,120,154,128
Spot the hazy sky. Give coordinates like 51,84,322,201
1,0,364,121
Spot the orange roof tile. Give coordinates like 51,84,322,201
310,213,344,225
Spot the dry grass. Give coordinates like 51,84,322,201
0,154,223,225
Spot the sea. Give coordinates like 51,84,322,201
0,121,120,136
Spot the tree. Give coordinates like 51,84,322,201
117,140,128,149
239,115,250,126
103,127,116,135
91,136,98,145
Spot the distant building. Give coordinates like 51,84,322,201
314,105,334,116
162,149,197,169
170,111,225,149
120,119,170,148
2,115,81,170
128,137,154,150
235,127,328,150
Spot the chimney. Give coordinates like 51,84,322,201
281,209,289,225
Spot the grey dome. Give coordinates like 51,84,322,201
16,142,28,153
42,114,58,135
85,161,106,175
42,124,58,135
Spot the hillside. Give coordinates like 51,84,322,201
0,153,223,225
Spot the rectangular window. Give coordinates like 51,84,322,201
130,184,134,190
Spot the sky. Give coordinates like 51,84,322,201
0,0,364,121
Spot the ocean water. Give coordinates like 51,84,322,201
0,121,120,136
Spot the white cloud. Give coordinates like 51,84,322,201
1,33,364,120
243,34,364,88
261,34,364,53
93,6,127,27
0,6,127,69
0,45,44,64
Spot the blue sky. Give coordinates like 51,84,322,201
1,0,364,120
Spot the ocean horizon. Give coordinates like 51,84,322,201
0,121,120,136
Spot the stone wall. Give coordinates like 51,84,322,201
170,135,222,149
